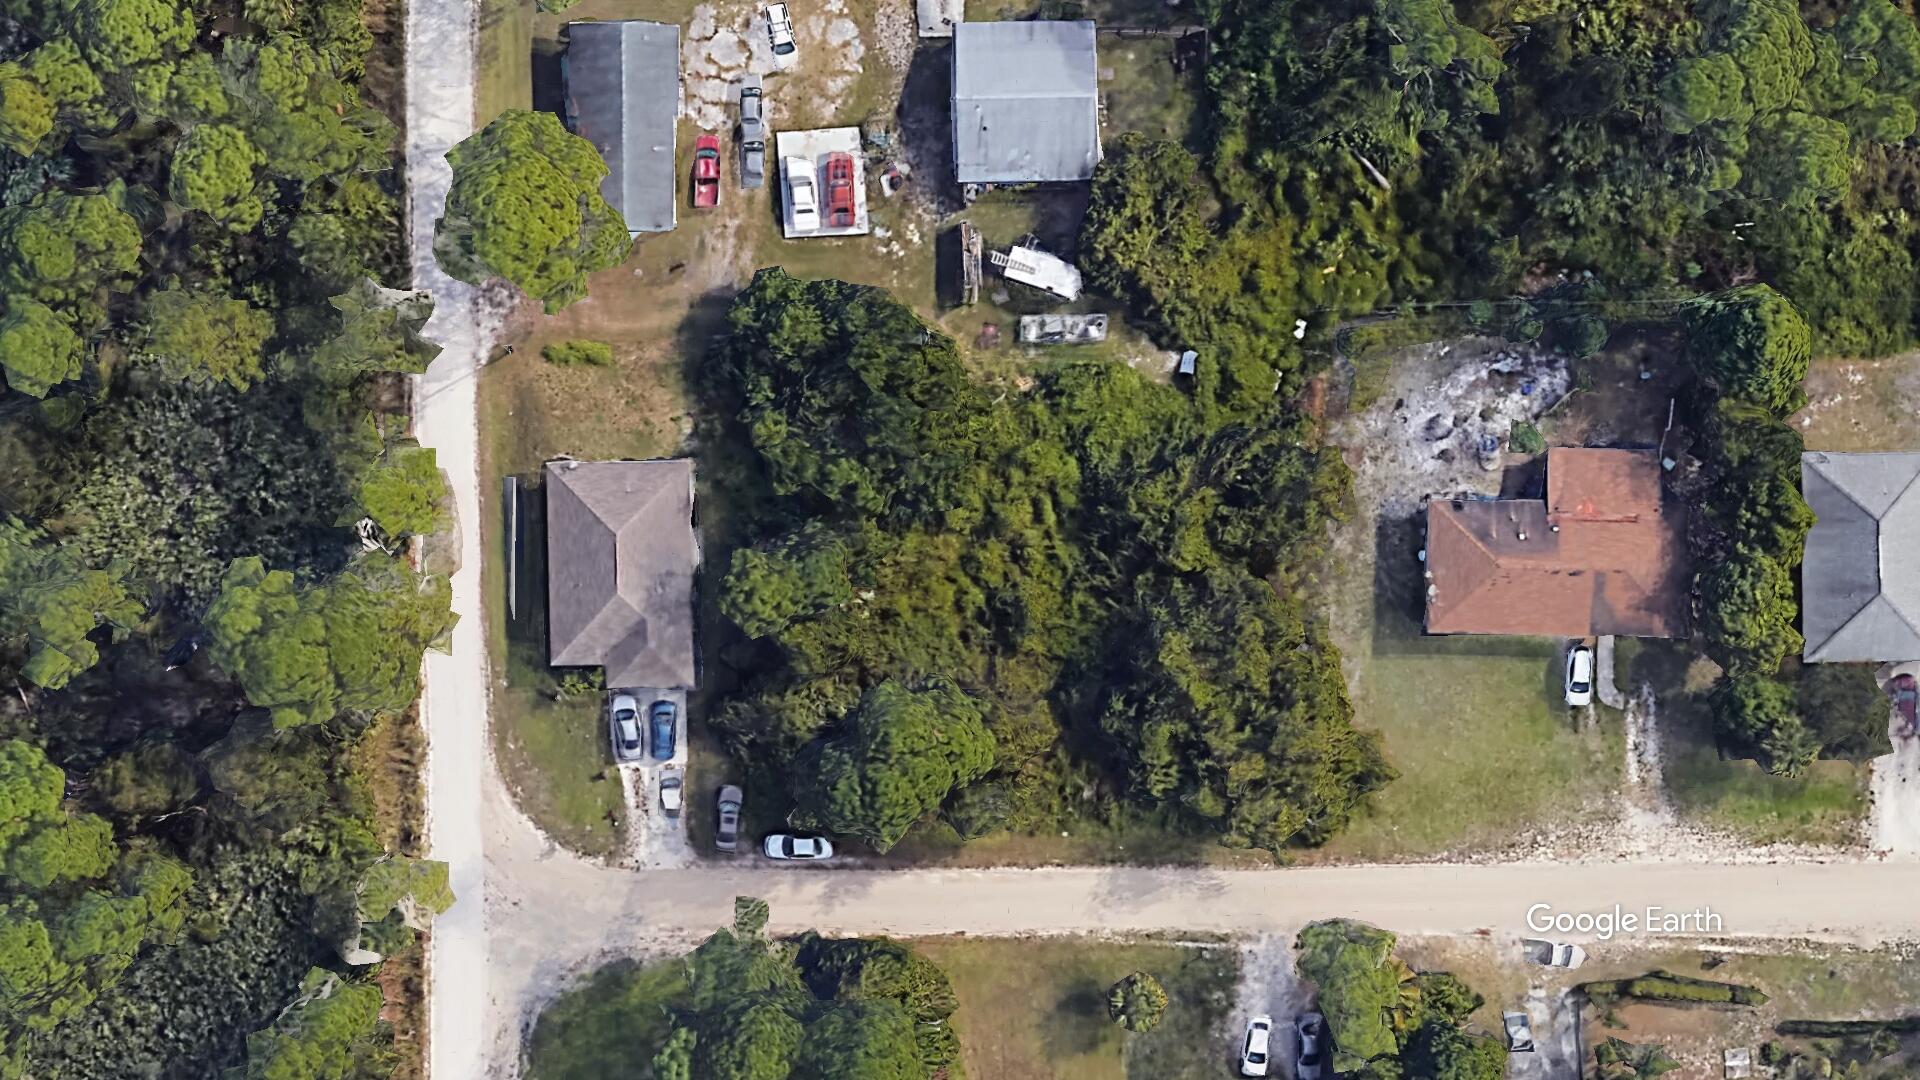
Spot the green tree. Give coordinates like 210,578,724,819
216,34,396,183
0,65,54,156
651,1027,697,1080
353,445,447,539
169,124,267,232
1796,664,1893,761
232,968,388,1080
0,193,142,319
1699,548,1803,676
1660,54,1750,134
1106,971,1169,1033
1744,111,1851,207
204,554,456,728
1294,920,1417,1072
793,1000,921,1080
1406,1023,1507,1080
435,109,630,311
721,526,855,639
791,679,997,852
1100,569,1392,852
308,279,442,382
0,518,141,690
73,0,197,71
1685,284,1812,416
1710,674,1817,777
0,298,85,399
136,287,275,391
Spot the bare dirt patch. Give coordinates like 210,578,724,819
1793,351,1920,452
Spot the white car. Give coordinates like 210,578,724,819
1522,938,1587,968
1239,1015,1273,1077
1504,1011,1536,1053
659,767,684,817
765,3,796,57
762,834,833,860
784,156,819,232
607,693,643,763
1565,643,1594,707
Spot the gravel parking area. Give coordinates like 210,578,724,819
611,687,695,868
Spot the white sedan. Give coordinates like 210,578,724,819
762,834,834,860
1565,643,1594,707
1522,937,1588,968
1239,1015,1273,1077
784,156,819,232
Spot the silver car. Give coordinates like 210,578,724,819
715,784,743,852
1503,1011,1536,1053
608,693,643,763
742,139,766,189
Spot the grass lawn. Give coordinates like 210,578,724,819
523,959,688,1079
915,936,1239,1080
1623,641,1868,846
1315,510,1624,861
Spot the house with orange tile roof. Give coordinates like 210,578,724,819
1422,447,1690,638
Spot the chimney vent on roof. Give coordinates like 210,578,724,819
1550,523,1560,533
1517,530,1527,541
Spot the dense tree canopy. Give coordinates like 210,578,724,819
0,0,449,1072
707,270,1377,855
435,109,629,311
1295,921,1501,1077
204,554,455,729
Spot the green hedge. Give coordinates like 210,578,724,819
1581,970,1769,1008
541,339,615,367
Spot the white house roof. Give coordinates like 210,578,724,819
951,20,1101,183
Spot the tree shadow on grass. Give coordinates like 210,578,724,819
1044,978,1114,1060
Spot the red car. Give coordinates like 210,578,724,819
691,134,721,209
823,151,856,227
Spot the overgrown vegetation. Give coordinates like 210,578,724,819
0,0,455,1073
705,269,1386,856
1294,920,1504,1079
525,898,965,1080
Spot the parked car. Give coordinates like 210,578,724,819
1503,1011,1536,1054
1294,1013,1326,1080
659,768,684,817
762,833,833,860
714,784,744,852
608,693,643,763
1239,1015,1273,1077
691,134,721,209
823,151,856,227
738,75,764,140
1893,673,1918,737
784,156,819,231
649,699,677,761
1522,938,1588,968
1564,643,1594,707
742,139,766,189
765,3,796,57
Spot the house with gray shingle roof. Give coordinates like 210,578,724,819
951,20,1101,184
545,459,699,688
562,20,680,235
1800,451,1920,663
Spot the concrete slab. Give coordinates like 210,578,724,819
776,127,870,239
917,0,962,36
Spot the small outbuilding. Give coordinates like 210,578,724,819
561,20,681,235
545,459,700,689
951,20,1101,184
1800,451,1920,662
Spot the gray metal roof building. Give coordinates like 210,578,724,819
562,20,680,234
951,20,1101,184
1800,451,1920,662
546,459,699,689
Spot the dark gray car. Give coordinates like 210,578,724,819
739,76,766,188
1294,1013,1326,1080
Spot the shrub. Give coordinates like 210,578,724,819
542,339,615,367
1581,971,1769,1008
1509,422,1546,455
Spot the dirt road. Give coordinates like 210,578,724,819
404,0,493,1077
